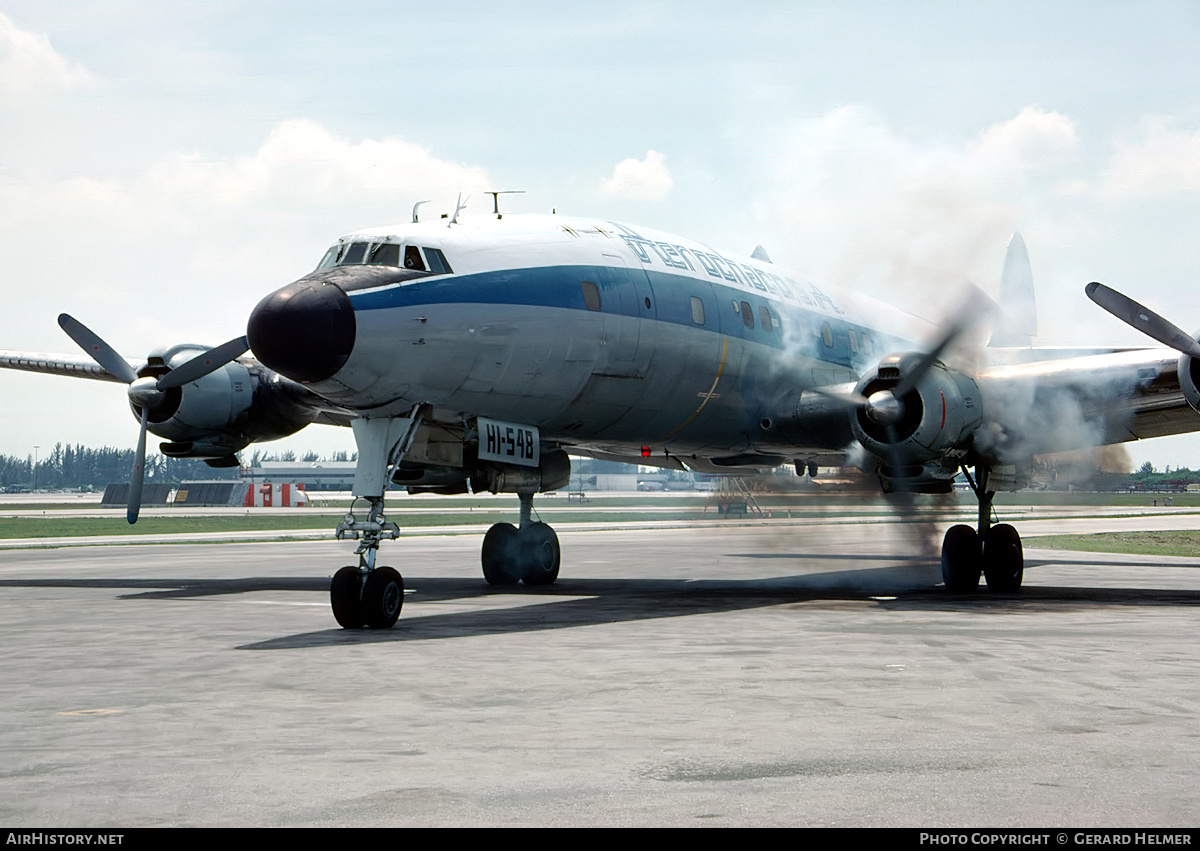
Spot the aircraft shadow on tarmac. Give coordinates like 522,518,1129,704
4,553,1200,650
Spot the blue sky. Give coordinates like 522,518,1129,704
3,1,1200,470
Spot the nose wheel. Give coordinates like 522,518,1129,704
331,494,405,629
330,565,405,629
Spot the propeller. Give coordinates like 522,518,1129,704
57,314,248,523
813,286,993,430
1085,282,1200,358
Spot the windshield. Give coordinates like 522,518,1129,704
316,241,453,274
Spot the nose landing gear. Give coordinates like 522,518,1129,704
331,496,405,629
331,563,404,629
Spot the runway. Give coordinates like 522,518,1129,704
1,519,1198,826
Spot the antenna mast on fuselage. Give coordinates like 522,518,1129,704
485,190,524,219
448,193,470,225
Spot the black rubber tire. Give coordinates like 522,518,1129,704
982,523,1024,593
941,524,981,592
520,522,561,586
331,566,365,629
482,522,521,585
362,566,404,629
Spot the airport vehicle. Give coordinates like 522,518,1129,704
2,205,1196,628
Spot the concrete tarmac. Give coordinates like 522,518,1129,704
1,518,1198,827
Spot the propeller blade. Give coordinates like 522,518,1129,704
892,324,962,398
1085,282,1200,359
157,335,249,390
57,314,139,384
893,287,993,398
128,407,149,524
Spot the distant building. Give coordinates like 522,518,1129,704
242,461,357,491
240,456,685,493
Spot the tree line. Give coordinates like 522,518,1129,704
4,441,1193,493
0,443,354,490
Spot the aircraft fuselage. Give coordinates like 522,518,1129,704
248,214,926,460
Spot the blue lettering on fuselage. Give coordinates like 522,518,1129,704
607,221,841,315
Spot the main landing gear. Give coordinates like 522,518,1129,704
481,492,561,586
940,464,1024,593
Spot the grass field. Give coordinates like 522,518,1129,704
1032,531,1200,557
4,489,1200,553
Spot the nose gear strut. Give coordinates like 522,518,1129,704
329,406,428,629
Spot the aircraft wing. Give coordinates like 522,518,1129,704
0,350,137,383
976,347,1195,459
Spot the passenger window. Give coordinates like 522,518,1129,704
759,306,773,333
340,242,368,265
848,329,859,353
741,301,754,329
821,321,834,347
369,243,400,266
423,247,453,274
404,245,426,271
690,296,705,325
861,331,873,354
582,281,601,311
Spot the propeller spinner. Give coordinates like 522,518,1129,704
815,286,992,427
57,314,248,523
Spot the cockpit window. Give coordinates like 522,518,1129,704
316,245,341,269
424,247,453,274
316,239,454,276
403,245,426,271
341,242,368,265
368,243,401,266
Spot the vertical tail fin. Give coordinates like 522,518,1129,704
988,233,1037,347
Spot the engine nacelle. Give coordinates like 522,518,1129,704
1179,350,1200,414
134,344,313,460
851,352,983,492
470,449,571,494
392,463,470,495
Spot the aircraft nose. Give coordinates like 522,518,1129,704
247,278,356,383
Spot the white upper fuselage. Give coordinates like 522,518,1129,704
266,213,933,458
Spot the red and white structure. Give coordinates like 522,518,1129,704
244,482,308,507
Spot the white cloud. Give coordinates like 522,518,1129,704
0,120,491,351
749,106,1083,306
601,150,673,201
1099,117,1200,198
140,119,490,209
0,13,93,98
971,106,1078,169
